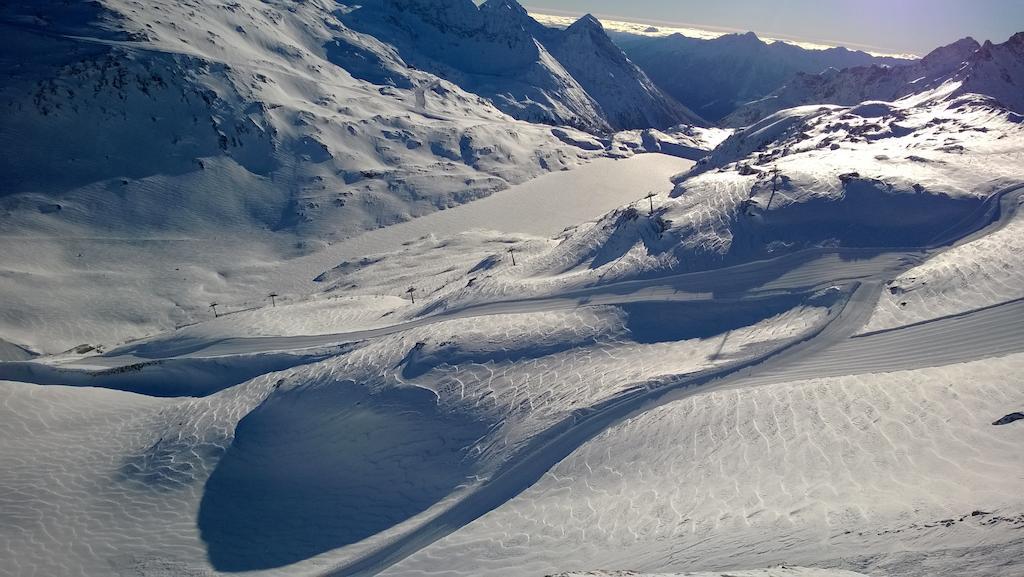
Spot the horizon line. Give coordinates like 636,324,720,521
525,6,922,59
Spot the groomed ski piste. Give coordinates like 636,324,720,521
2,1,1024,577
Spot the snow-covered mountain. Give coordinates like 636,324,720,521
0,0,720,350
725,34,1024,126
0,0,609,235
3,0,546,346
340,1,701,131
960,32,1024,114
0,0,697,236
615,31,912,122
542,14,703,129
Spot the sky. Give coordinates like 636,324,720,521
523,0,1024,56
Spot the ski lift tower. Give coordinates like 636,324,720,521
766,167,782,210
643,191,657,215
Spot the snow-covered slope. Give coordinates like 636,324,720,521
403,89,1023,315
616,31,912,122
340,1,701,132
0,0,722,353
0,150,693,355
384,353,1024,577
723,37,979,126
725,34,1024,127
550,571,869,577
0,0,610,236
5,76,1019,570
861,191,1024,334
960,32,1024,115
0,275,849,574
336,0,605,130
1,5,1023,577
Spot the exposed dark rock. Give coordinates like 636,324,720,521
992,411,1024,425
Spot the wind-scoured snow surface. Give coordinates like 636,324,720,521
387,355,1024,577
1,2,1023,577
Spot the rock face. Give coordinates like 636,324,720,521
617,30,912,122
723,34,1024,126
342,1,702,131
993,412,1024,426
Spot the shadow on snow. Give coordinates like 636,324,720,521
198,380,487,571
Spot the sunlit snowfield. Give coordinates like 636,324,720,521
1,1,1022,576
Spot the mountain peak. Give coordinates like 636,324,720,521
948,36,982,52
562,14,613,50
568,13,604,32
565,13,602,31
479,0,528,17
544,11,703,128
720,30,763,46
920,36,981,68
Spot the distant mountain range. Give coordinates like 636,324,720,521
725,34,1024,126
612,30,913,122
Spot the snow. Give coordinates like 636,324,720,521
1,2,1023,577
550,571,869,577
0,0,721,355
723,34,1024,127
6,173,1021,572
616,30,911,122
514,85,1024,288
530,11,918,58
311,154,694,244
381,353,1024,577
542,14,703,128
0,290,841,575
340,0,700,131
861,191,1024,333
0,153,691,354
